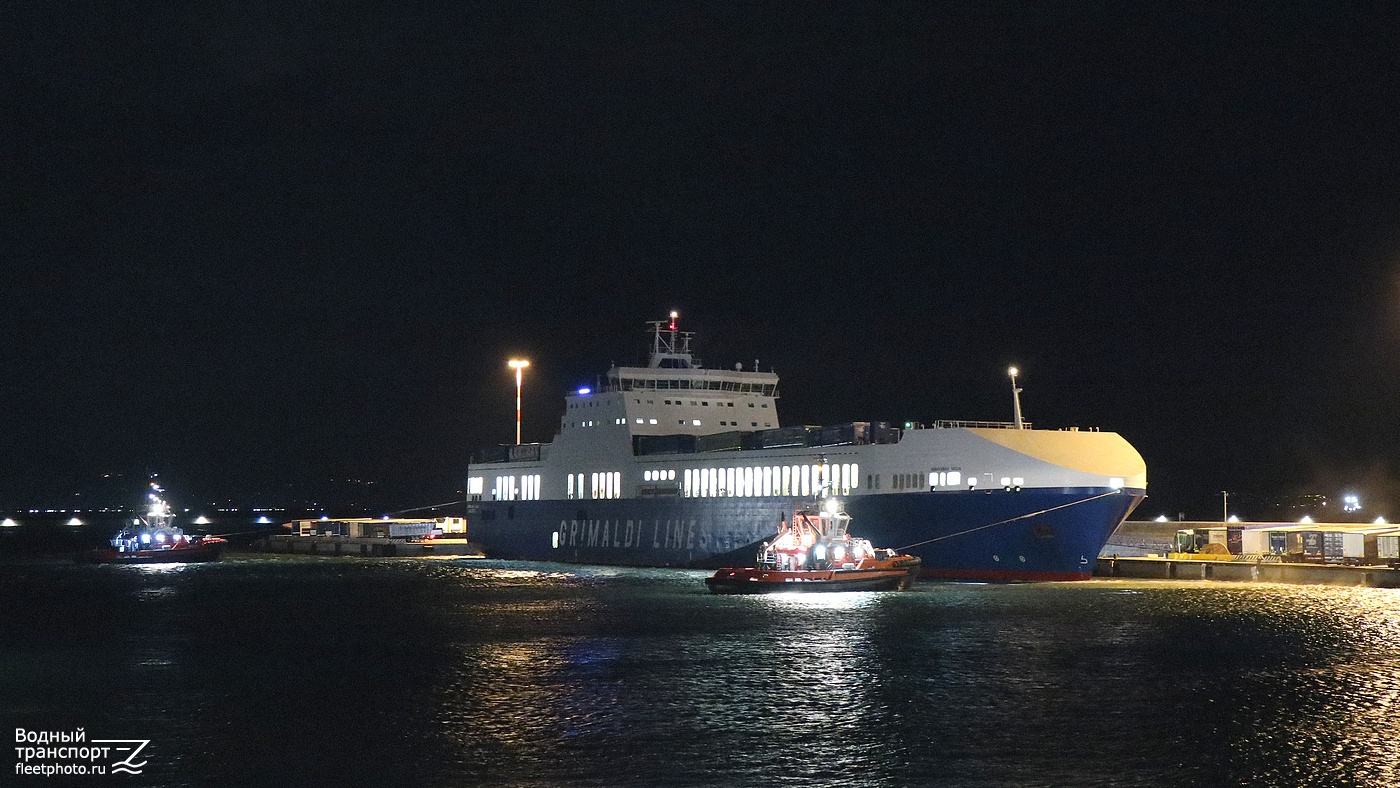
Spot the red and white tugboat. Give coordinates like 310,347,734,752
705,498,920,594
80,480,226,564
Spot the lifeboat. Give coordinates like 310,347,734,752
705,499,920,594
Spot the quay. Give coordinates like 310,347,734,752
255,534,484,557
1096,555,1400,587
1099,519,1400,587
251,516,485,558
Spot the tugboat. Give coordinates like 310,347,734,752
80,480,226,564
705,498,921,594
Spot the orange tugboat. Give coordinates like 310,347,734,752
80,480,226,564
705,499,920,594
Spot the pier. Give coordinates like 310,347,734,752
255,534,484,557
1095,555,1400,587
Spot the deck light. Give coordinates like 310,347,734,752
1008,367,1024,429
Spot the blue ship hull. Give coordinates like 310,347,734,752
468,487,1144,581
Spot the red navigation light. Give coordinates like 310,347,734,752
668,310,678,331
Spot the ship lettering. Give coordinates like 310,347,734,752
687,520,696,550
570,519,579,545
600,520,611,546
652,521,661,549
586,519,599,547
624,520,635,548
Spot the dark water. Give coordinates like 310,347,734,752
4,557,1399,787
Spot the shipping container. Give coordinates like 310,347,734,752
811,422,872,447
1301,531,1324,561
389,522,434,538
871,422,900,444
696,431,748,452
1269,532,1288,553
1240,529,1269,555
752,425,815,449
634,434,698,456
1379,535,1400,561
1226,526,1243,555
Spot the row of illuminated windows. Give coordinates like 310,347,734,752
565,472,623,499
683,463,860,498
616,379,778,395
643,470,677,482
492,474,541,501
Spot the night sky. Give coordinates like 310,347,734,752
7,3,1400,518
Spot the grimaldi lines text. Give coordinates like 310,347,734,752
466,314,1146,581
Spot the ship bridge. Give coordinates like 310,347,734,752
559,313,780,440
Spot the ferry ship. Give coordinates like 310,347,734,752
466,314,1146,581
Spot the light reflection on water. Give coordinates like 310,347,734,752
3,559,1400,786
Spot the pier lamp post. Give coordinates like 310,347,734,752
1008,367,1024,429
508,359,530,445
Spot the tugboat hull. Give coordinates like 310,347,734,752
80,541,225,565
705,558,921,594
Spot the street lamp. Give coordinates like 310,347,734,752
508,358,530,445
1008,367,1024,429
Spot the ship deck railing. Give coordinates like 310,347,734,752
929,420,1032,430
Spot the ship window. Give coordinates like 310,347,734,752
800,465,810,496
679,420,685,425
568,474,575,498
748,403,755,407
948,471,961,486
648,419,658,425
636,418,643,424
851,464,859,489
693,420,701,426
728,402,735,407
751,422,757,427
702,402,709,406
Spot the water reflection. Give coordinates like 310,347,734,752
15,558,1400,786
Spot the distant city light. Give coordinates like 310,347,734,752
1343,494,1361,513
1374,516,1388,525
1155,515,1169,522
1,518,17,528
1299,515,1314,524
66,517,82,526
256,516,271,524
193,516,211,525
1227,515,1239,523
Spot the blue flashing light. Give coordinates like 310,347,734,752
578,387,592,395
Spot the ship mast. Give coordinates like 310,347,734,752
646,310,696,368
